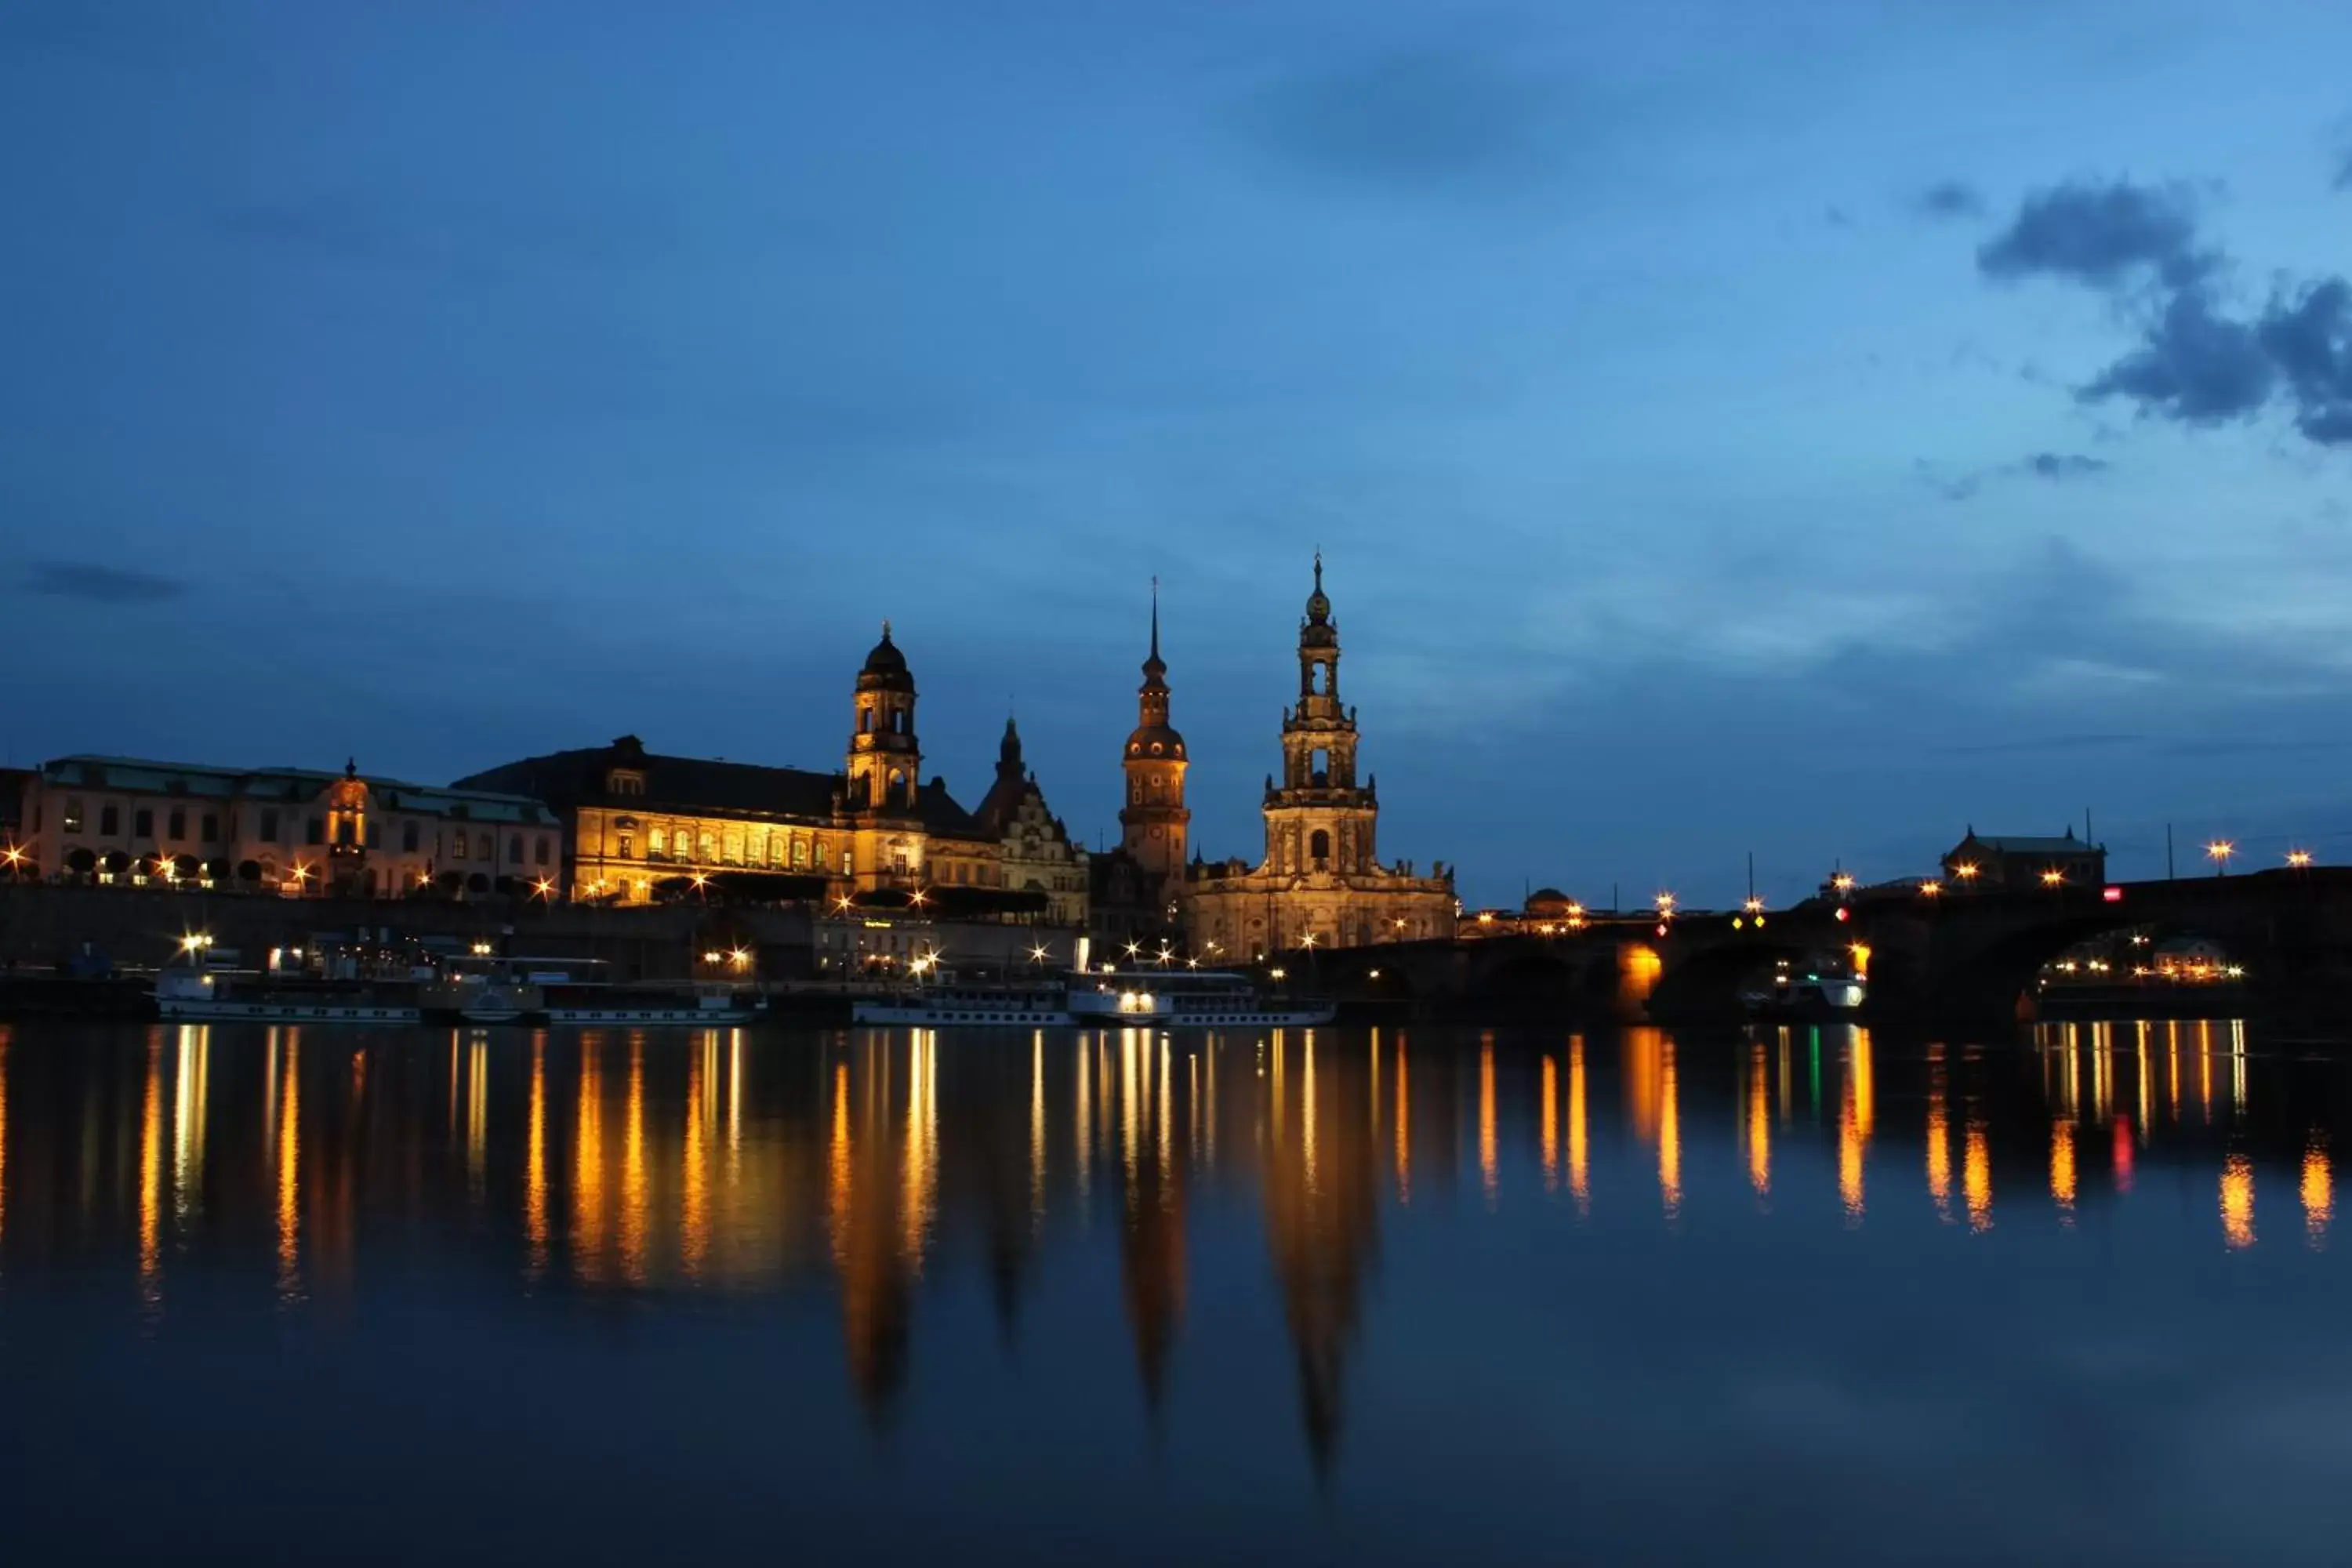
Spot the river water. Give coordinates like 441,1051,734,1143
0,1018,2343,1564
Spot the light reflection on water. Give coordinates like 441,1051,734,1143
3,1017,2351,1563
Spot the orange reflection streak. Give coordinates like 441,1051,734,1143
727,1029,742,1171
1479,1036,1497,1210
1748,1043,1772,1201
2165,1022,2180,1122
466,1040,488,1203
2230,1021,2248,1117
1567,1036,1589,1217
1301,1033,1319,1196
1031,1034,1047,1231
1121,1030,1141,1191
1964,1116,1992,1232
1160,1036,1174,1193
524,1035,547,1279
275,1033,301,1304
2221,1152,2256,1249
1206,1034,1218,1173
2198,1021,2213,1123
2135,1024,2151,1143
2303,1138,2331,1250
572,1037,605,1283
619,1036,648,1284
172,1025,209,1233
2050,1119,2077,1223
1394,1036,1410,1204
826,1061,851,1265
1076,1034,1093,1207
139,1037,162,1308
449,1034,460,1140
1541,1054,1559,1192
682,1036,708,1279
1925,1045,1951,1221
1838,1032,1872,1225
1660,1040,1682,1221
902,1032,938,1271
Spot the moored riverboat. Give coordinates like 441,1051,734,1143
853,967,1334,1029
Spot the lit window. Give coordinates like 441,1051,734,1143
451,836,467,862
63,799,85,833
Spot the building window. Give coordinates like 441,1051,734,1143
451,836,467,862
134,808,154,838
334,818,355,846
793,837,808,868
102,804,122,836
477,833,492,862
697,830,714,862
608,835,623,863
201,813,219,843
165,806,183,840
402,822,419,853
816,841,829,869
260,808,280,843
510,834,524,864
365,822,380,849
1310,829,1330,866
307,816,325,846
63,799,85,833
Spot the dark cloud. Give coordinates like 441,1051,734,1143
2256,278,2352,445
22,561,187,604
1976,179,2212,292
1919,451,2112,501
1913,180,1984,220
1237,44,1570,194
2024,452,2111,480
2081,290,2277,425
1978,177,2352,448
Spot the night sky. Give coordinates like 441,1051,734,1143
6,3,2350,907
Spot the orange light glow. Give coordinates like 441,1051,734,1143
2221,1152,2256,1249
1965,1117,1993,1232
1566,1036,1589,1217
1955,862,1979,881
2303,1138,2331,1250
2050,1119,2078,1221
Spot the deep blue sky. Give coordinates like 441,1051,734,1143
6,2,2350,906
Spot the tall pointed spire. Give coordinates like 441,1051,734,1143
1150,575,1161,664
1142,576,1167,685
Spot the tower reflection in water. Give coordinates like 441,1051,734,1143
0,1016,2338,1466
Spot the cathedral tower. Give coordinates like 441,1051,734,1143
846,621,920,816
1119,580,1190,889
1265,554,1377,877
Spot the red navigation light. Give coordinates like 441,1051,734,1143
2103,887,2124,904
1834,906,1850,923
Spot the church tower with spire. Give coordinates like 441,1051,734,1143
1178,554,1456,955
1118,580,1190,891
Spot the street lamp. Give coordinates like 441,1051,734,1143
1743,895,1764,916
1920,880,1943,898
2040,869,2065,888
1831,872,1856,896
1953,862,1979,886
1654,891,1676,916
2206,840,2235,876
2287,848,2314,869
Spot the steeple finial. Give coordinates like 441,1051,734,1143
880,617,892,642
1150,575,1160,663
1313,550,1323,590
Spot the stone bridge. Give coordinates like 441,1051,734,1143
1304,868,2352,1022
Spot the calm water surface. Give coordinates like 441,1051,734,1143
1,1018,2346,1564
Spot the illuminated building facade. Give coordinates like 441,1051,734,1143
456,626,1013,910
1181,557,1457,954
9,755,555,897
973,717,1090,929
1943,827,2107,891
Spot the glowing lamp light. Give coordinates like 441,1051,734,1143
1743,895,1765,915
2103,886,2125,904
1269,967,1287,981
2288,849,2314,869
702,949,722,964
1834,906,1851,923
2041,869,2064,887
1920,880,1943,898
2206,840,2235,872
1831,872,1856,895
1655,922,1669,937
1654,891,1677,913
1954,862,1979,882
1302,933,1319,949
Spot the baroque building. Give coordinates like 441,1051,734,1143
456,625,1022,913
1181,557,1456,954
7,755,556,898
973,717,1091,929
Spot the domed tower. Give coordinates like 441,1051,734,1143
846,621,920,816
1119,580,1190,889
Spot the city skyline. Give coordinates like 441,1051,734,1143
9,3,2352,906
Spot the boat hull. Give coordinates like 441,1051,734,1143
851,1002,1336,1029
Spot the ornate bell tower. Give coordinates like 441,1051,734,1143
1119,579,1189,890
1264,554,1377,877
